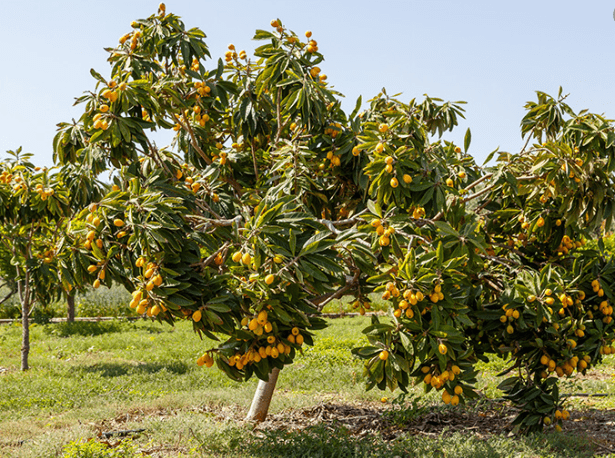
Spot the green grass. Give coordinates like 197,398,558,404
0,316,614,457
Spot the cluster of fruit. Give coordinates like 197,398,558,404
231,250,276,285
555,234,583,256
370,218,395,247
381,280,426,319
129,289,166,317
202,311,303,371
324,122,343,139
190,105,210,128
224,44,247,63
119,26,142,51
543,408,571,431
419,364,464,405
539,353,590,378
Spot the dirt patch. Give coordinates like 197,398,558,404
90,399,615,456
254,400,615,455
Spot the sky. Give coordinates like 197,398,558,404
1,1,614,168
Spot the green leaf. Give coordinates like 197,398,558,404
464,128,471,152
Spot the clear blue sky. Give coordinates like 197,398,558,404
1,1,614,167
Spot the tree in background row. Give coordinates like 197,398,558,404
47,4,615,432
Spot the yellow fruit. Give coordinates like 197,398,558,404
257,310,268,325
458,171,466,179
454,146,462,153
296,334,304,345
403,174,412,184
273,255,283,264
562,410,570,420
450,395,460,406
375,142,384,153
242,252,252,265
153,274,163,286
379,350,389,360
146,281,155,291
87,265,98,273
86,230,97,241
232,251,242,263
265,274,275,285
93,279,101,289
390,177,399,188
291,327,300,336
192,310,202,322
151,305,161,316
438,343,447,355
442,391,452,404
454,385,463,395
543,416,552,425
537,217,545,227
113,219,125,227
378,123,389,133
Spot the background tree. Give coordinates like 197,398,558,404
0,149,72,369
54,5,615,431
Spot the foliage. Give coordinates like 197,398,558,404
61,439,142,458
51,6,615,433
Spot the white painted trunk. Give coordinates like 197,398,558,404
245,367,280,422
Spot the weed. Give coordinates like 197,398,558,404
383,392,429,427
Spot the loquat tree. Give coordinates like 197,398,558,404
0,149,72,370
54,4,614,432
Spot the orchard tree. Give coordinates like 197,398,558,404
54,5,614,431
0,149,72,370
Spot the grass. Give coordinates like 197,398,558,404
0,315,614,457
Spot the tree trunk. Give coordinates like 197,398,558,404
17,281,30,371
67,292,75,322
245,367,280,422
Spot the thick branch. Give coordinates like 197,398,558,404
0,288,16,307
311,269,361,312
317,209,369,234
177,116,212,165
192,241,231,269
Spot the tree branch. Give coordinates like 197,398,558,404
177,116,212,165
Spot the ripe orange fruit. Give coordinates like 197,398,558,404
192,310,202,322
390,177,399,188
379,350,389,360
265,274,275,285
438,343,447,355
